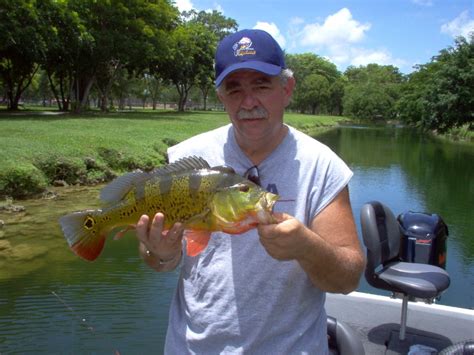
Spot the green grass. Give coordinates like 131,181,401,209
0,109,344,198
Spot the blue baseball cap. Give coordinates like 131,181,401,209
215,29,286,87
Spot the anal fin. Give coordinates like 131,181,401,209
185,230,211,257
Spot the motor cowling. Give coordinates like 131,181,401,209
397,211,449,269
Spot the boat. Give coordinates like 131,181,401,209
326,201,474,354
326,291,473,354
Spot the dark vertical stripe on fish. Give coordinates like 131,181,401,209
159,175,173,195
188,172,203,196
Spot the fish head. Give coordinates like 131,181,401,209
210,181,279,233
59,210,108,261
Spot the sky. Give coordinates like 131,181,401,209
173,0,474,73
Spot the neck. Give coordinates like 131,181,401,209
235,124,288,165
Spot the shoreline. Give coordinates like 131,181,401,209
1,110,471,200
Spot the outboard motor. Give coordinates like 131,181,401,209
397,211,449,269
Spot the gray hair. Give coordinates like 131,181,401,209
216,68,294,94
279,68,294,86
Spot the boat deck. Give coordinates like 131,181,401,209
325,292,474,354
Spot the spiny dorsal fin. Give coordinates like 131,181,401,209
100,170,149,205
211,165,235,174
150,156,210,176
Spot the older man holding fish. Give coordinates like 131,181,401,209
136,29,365,354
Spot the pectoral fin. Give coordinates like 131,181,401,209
185,230,211,257
113,225,136,240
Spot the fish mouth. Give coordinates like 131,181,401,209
256,192,279,224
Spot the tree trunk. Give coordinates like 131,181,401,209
47,72,62,111
74,76,95,113
201,86,210,111
5,65,38,111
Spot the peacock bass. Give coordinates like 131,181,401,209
59,156,279,261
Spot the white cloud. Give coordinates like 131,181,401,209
350,48,407,68
205,3,224,14
412,0,433,6
289,17,305,27
174,0,194,12
299,8,371,47
253,21,287,48
289,8,409,71
441,10,474,38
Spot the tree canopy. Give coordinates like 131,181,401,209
342,64,404,121
1,1,472,134
397,35,474,132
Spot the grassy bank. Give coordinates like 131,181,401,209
0,109,344,199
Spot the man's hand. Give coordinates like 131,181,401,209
257,187,365,294
136,213,184,271
257,213,309,261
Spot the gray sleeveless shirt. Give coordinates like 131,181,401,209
165,124,352,354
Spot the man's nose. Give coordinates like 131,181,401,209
240,92,259,110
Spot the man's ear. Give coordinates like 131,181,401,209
216,89,224,103
283,76,296,108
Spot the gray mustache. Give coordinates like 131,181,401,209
237,107,268,120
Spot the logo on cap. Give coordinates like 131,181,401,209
232,37,256,57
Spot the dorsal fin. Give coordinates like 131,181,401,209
150,156,210,177
211,165,235,174
100,170,149,204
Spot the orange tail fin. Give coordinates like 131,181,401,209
185,230,211,257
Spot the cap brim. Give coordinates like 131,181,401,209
215,61,282,87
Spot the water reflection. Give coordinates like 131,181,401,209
317,126,473,308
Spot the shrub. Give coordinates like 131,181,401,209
34,155,87,185
0,165,48,199
97,147,164,172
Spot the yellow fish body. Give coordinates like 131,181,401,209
59,156,278,261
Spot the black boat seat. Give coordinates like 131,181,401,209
377,261,449,298
327,315,365,355
360,201,450,341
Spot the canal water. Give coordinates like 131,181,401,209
0,125,472,353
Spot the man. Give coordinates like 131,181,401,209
136,29,365,354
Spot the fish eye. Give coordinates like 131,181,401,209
239,184,250,192
84,216,95,229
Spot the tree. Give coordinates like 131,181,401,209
328,77,346,115
182,9,238,41
423,35,473,131
0,0,46,110
285,53,341,114
65,0,178,112
398,35,474,132
182,10,238,109
298,74,330,114
156,22,216,111
342,64,404,120
343,81,396,120
37,0,88,111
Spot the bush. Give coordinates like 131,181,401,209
97,147,164,172
34,155,87,185
0,165,48,198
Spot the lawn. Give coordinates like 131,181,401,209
0,109,344,198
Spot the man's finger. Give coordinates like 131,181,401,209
149,213,165,240
136,214,150,243
166,222,184,243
